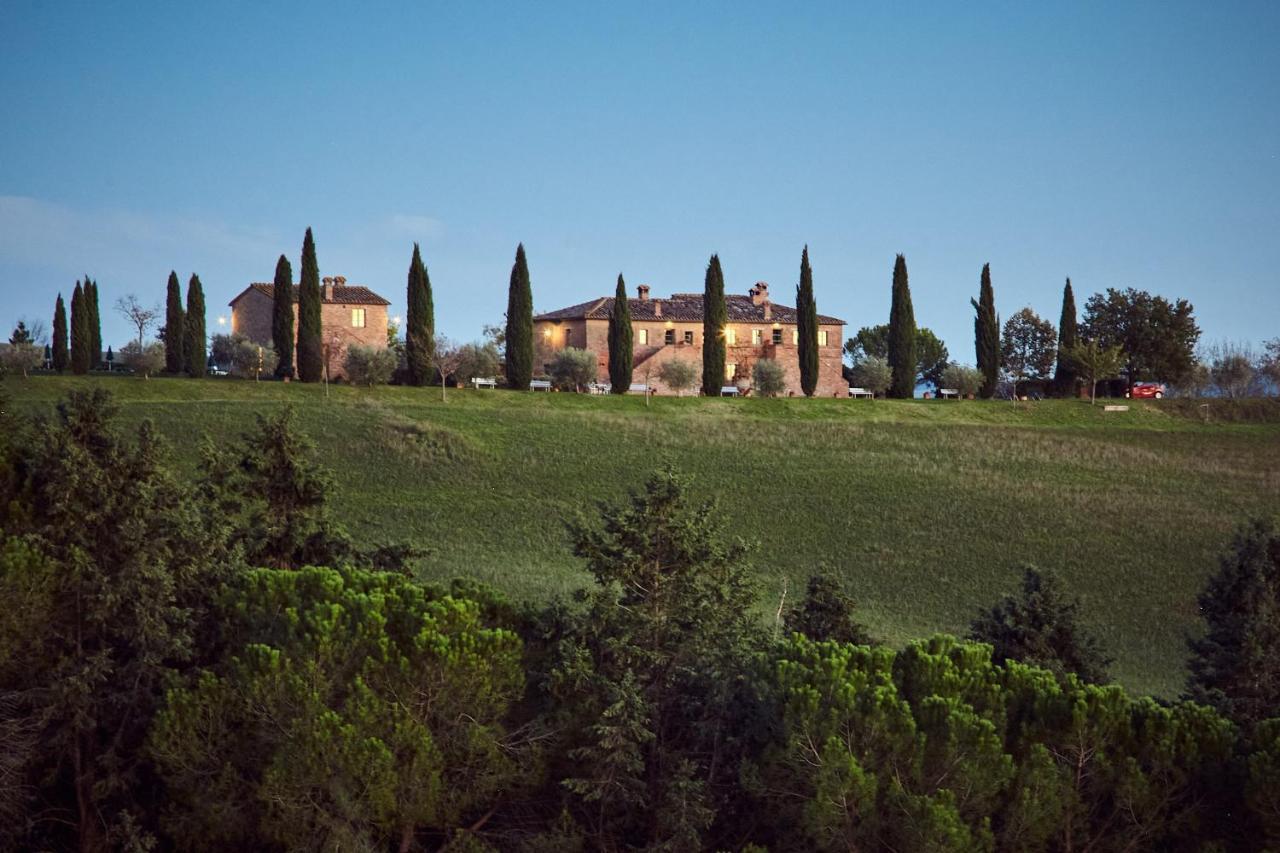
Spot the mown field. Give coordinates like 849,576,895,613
6,375,1279,697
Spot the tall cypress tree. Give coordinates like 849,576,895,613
796,246,819,396
608,274,633,394
52,293,69,373
271,255,295,379
296,227,323,382
86,277,102,368
700,254,727,396
70,281,91,374
886,254,918,398
405,243,434,386
971,263,1000,398
1052,277,1079,397
164,271,185,373
504,243,533,390
185,274,207,378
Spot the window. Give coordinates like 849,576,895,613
664,329,675,345
725,362,737,381
726,328,737,345
772,328,783,344
792,329,799,345
638,328,648,345
819,330,829,347
683,330,694,345
565,328,572,346
751,328,762,345
351,308,366,328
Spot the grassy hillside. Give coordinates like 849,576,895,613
6,375,1279,696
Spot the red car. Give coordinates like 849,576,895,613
1126,382,1166,399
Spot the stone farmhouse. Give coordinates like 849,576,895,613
228,276,391,379
534,282,846,395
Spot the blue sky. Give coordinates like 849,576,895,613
2,1,1277,358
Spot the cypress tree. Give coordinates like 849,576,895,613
796,246,819,397
164,271,185,373
271,255,295,379
70,281,91,374
700,254,727,396
608,274,633,394
52,293,69,373
971,263,1000,398
86,277,102,368
296,227,324,382
185,274,207,378
405,243,435,386
1052,277,1079,397
886,254,917,398
504,243,533,390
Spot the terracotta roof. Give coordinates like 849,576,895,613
534,293,844,325
231,283,391,306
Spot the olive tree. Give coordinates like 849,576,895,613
658,359,698,396
752,358,786,396
550,347,598,392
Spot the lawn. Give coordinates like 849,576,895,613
6,374,1279,697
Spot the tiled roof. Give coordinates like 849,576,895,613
534,293,844,325
233,283,391,306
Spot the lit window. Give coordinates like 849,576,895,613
725,362,737,381
792,329,799,345
772,328,782,344
683,330,694,345
752,329,762,345
726,328,737,345
664,329,675,345
819,330,829,346
638,328,648,345
351,308,366,328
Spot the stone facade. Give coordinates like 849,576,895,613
228,277,391,379
533,283,846,396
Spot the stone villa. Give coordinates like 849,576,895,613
228,276,390,378
533,282,846,395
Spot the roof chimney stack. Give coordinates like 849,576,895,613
637,284,650,301
322,277,335,301
750,281,770,306
654,299,662,318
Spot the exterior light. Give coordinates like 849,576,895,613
665,320,674,329
217,316,227,326
543,328,552,338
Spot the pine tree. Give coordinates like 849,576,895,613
886,254,917,398
971,263,1000,398
405,243,435,386
85,277,102,368
796,246,819,397
271,255,295,379
70,281,91,374
296,228,323,382
164,270,185,373
1052,278,1079,397
504,243,533,390
185,274,207,378
608,274,633,394
52,293,69,373
700,254,727,396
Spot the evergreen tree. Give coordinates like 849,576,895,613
700,254,727,396
51,293,68,373
971,263,1000,397
270,255,295,379
796,246,819,396
608,273,633,394
184,274,206,378
405,243,435,386
85,277,102,368
886,254,917,398
504,243,533,390
784,571,875,645
295,227,323,382
164,270,185,373
69,281,91,375
1186,517,1280,730
1052,278,1079,397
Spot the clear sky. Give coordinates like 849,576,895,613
2,1,1277,358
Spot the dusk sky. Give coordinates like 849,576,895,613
2,1,1277,357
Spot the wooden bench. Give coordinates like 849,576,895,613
470,377,497,390
529,379,552,392
720,385,740,397
629,383,648,394
849,387,874,399
939,388,959,400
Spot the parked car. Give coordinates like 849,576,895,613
1126,382,1166,399
209,364,229,377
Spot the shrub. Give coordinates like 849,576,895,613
0,343,43,378
343,344,397,386
752,358,786,396
941,362,984,397
657,359,698,395
852,355,891,397
209,333,237,369
549,347,597,392
230,338,277,379
119,340,165,378
452,342,501,386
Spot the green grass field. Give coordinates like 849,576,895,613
6,375,1279,697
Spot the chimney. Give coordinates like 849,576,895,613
322,276,335,301
637,284,650,301
333,275,346,287
750,281,770,306
763,302,772,321
654,299,662,318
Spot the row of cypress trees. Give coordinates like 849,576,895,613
49,277,102,375
159,272,207,376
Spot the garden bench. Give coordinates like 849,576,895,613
721,386,740,397
629,383,648,394
939,388,959,400
849,387,874,399
471,377,497,389
529,379,552,391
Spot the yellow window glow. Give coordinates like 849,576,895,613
351,308,366,328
